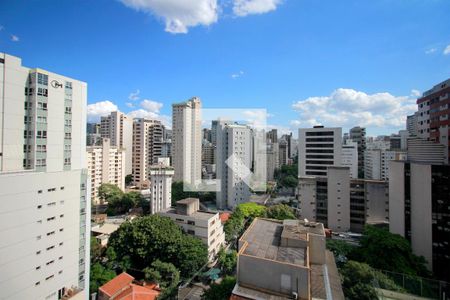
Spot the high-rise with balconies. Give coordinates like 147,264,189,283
0,53,89,299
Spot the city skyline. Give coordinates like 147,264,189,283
1,0,450,136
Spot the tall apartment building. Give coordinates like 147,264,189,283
0,53,89,299
298,167,389,232
280,133,293,159
364,149,406,181
172,97,202,185
216,122,252,209
266,128,278,143
148,164,174,214
407,137,446,164
159,198,225,260
298,126,342,177
390,161,450,282
349,126,366,178
341,139,358,178
407,112,419,136
232,218,344,299
131,118,164,188
266,142,279,181
416,79,450,163
87,138,125,205
100,111,133,175
278,139,289,166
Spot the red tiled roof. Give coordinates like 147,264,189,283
114,283,160,300
220,212,231,223
99,272,134,297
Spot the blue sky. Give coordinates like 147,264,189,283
1,0,450,136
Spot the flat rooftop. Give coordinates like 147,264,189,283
240,218,306,266
177,198,199,205
162,208,217,221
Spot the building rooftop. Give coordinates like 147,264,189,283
91,223,119,236
240,218,307,266
177,198,199,205
162,208,217,221
99,272,134,297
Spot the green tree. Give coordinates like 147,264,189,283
354,226,430,277
237,202,266,219
171,181,216,204
326,239,355,265
98,183,123,204
90,262,116,293
217,248,237,275
281,175,298,188
91,237,103,263
265,204,296,220
144,260,180,289
340,261,404,300
125,174,133,186
223,208,245,242
107,215,208,278
201,276,236,300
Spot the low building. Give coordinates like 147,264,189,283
87,138,126,204
98,272,160,300
91,223,119,247
159,198,225,260
232,218,344,300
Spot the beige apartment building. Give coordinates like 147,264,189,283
232,218,344,300
159,198,225,260
87,138,125,205
100,111,133,175
132,118,165,188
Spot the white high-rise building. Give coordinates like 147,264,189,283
149,163,174,214
131,118,164,188
0,53,89,299
172,97,202,185
266,142,279,181
216,122,252,209
341,139,358,178
87,138,125,205
100,111,133,175
364,149,407,180
298,126,342,177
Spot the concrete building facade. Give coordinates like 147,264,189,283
389,161,450,282
87,138,125,204
298,126,342,177
216,123,252,209
131,118,164,188
232,218,344,300
172,97,202,185
341,139,358,179
349,126,366,178
0,53,89,299
100,111,133,175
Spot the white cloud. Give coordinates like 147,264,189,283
140,99,163,113
291,88,417,132
410,89,421,97
425,48,437,54
127,98,170,127
231,70,244,79
10,34,19,42
87,100,118,122
128,89,140,101
125,102,135,108
233,0,282,17
119,0,218,34
444,44,450,55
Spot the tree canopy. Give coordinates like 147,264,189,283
201,276,236,300
90,262,116,293
340,261,405,300
107,215,208,277
237,202,267,219
265,204,296,220
353,226,430,277
217,248,237,275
